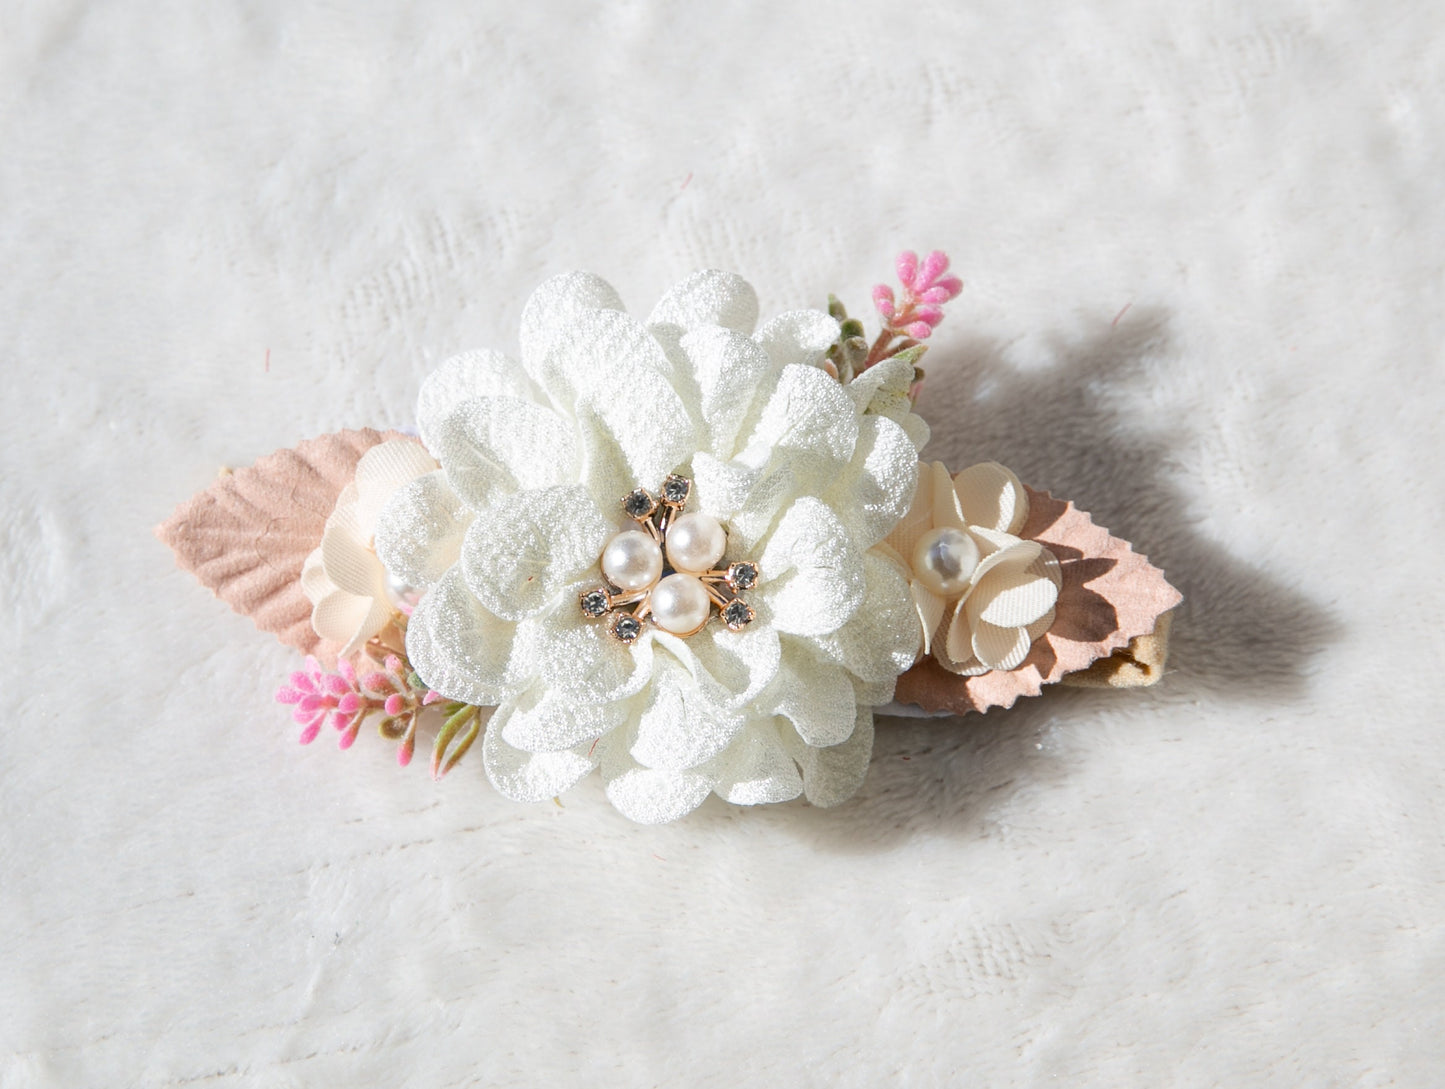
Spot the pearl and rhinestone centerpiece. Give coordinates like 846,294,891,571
580,474,760,642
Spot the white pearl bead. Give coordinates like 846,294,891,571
912,526,981,597
665,512,727,573
602,529,663,592
650,573,712,635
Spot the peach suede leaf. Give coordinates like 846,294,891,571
893,486,1181,714
155,428,408,657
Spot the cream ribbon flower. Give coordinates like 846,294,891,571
372,270,927,822
883,461,1061,675
302,438,438,655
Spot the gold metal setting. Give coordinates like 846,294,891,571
581,475,761,641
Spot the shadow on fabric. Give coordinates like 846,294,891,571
768,306,1338,849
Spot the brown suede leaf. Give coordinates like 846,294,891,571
893,486,1182,715
155,428,407,657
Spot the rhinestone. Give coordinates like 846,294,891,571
726,561,759,590
611,614,643,643
660,474,692,506
721,599,755,631
622,488,658,520
579,588,611,618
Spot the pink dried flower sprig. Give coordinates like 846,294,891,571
872,250,963,340
864,249,963,372
274,652,482,776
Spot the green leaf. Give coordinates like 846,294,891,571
431,705,482,779
888,344,929,369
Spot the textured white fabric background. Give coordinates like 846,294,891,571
4,2,1443,1085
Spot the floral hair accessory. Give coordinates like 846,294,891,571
158,251,1180,823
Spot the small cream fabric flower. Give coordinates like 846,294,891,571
302,438,438,655
883,461,1061,674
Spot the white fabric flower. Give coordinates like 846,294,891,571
302,438,437,655
373,270,927,822
883,461,1061,674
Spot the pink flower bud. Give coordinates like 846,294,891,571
871,284,895,320
895,251,919,289
935,275,963,298
337,657,357,684
361,672,392,694
384,655,404,674
297,694,326,715
917,250,949,287
914,304,944,326
298,721,322,745
384,693,406,716
275,685,305,705
905,321,934,340
422,689,444,706
323,673,352,697
337,692,363,715
397,744,413,767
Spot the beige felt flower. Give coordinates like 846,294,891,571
882,461,1061,674
302,438,438,655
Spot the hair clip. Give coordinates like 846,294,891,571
158,251,1180,823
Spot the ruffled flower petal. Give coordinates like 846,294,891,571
940,605,988,675
765,645,858,747
710,722,804,806
318,500,386,598
417,350,539,455
909,579,947,658
601,757,716,824
689,452,797,555
431,396,579,511
572,364,699,502
460,485,609,621
521,595,656,705
678,325,779,458
405,568,529,706
811,551,921,686
971,620,1033,671
738,364,860,490
930,460,968,530
519,271,626,381
646,269,760,336
352,438,438,533
758,496,866,636
483,713,599,803
883,460,940,567
628,658,744,772
310,588,383,651
823,414,919,550
300,547,335,602
778,705,874,808
953,461,1029,535
969,561,1059,629
373,470,472,592
653,619,781,712
752,309,840,372
846,357,930,451
499,688,626,754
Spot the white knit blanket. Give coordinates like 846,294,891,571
3,2,1441,1084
